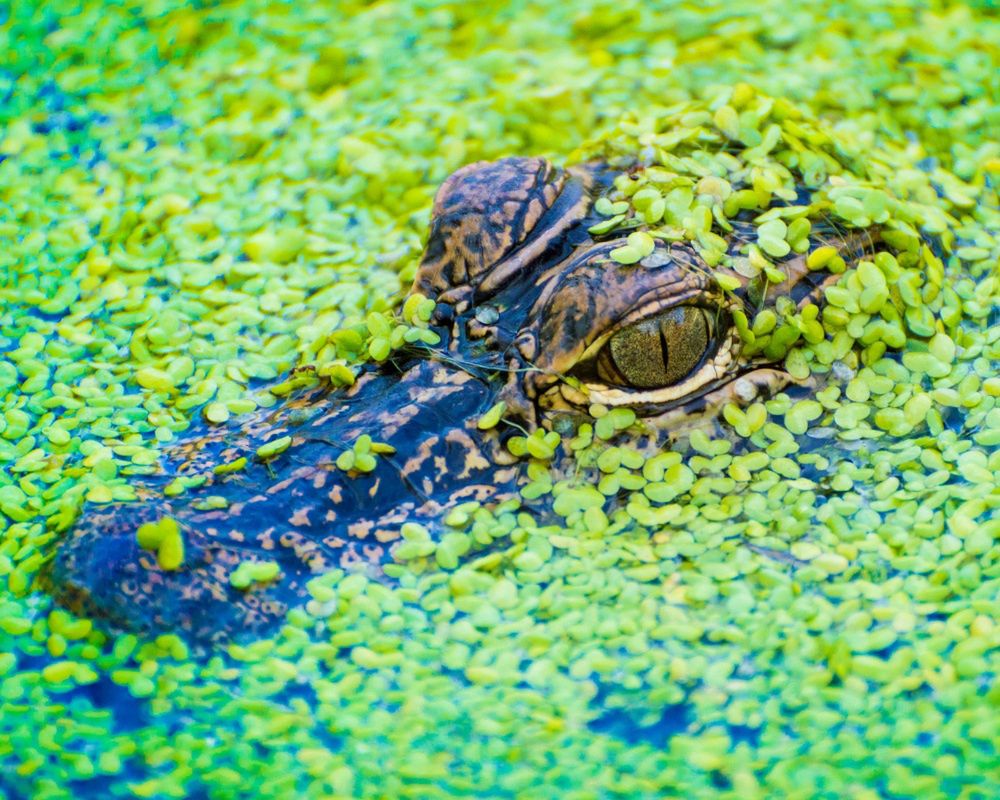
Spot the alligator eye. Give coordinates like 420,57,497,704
595,306,716,389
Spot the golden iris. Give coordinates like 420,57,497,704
595,306,715,389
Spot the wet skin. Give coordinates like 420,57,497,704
45,157,875,643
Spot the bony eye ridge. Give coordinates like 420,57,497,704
595,306,717,389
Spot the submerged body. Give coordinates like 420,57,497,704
46,156,877,642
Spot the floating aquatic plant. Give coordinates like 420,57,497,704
0,1,998,798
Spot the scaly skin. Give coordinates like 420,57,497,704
44,156,878,643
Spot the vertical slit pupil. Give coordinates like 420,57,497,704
605,306,713,389
657,320,672,377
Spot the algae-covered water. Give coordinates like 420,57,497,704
1,1,999,798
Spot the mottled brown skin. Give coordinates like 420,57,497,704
44,156,875,644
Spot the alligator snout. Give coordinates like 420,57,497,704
46,360,514,641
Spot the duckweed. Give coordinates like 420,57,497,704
335,434,395,473
255,436,293,461
135,517,184,571
1,1,999,799
476,401,507,431
230,560,282,591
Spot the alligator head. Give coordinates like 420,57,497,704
45,156,871,643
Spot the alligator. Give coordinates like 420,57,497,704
44,155,875,643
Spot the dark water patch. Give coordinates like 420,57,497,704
710,770,731,789
0,777,28,800
147,112,181,130
729,723,762,746
38,80,67,112
33,111,87,135
588,702,691,747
